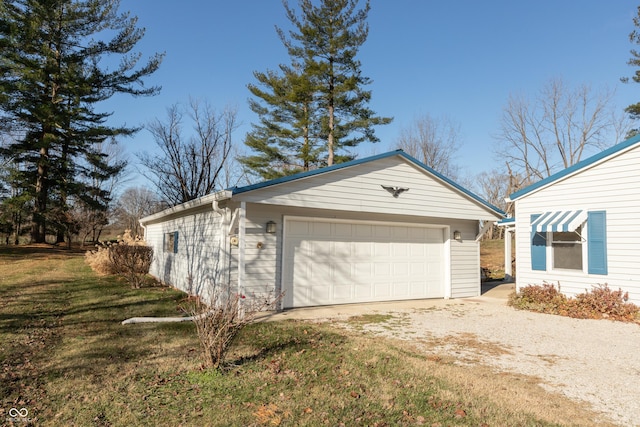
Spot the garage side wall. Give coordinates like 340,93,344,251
449,219,482,298
228,205,280,303
144,207,228,301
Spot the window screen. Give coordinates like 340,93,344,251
551,227,582,270
164,232,178,253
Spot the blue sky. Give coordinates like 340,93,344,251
103,1,640,186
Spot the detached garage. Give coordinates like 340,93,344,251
140,150,504,309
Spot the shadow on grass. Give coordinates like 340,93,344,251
0,248,194,409
223,321,347,369
0,244,86,258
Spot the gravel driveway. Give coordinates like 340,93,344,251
340,296,640,426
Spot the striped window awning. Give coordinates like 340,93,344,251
532,210,588,233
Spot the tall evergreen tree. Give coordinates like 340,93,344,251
242,64,324,179
625,5,640,120
242,0,391,180
0,0,162,243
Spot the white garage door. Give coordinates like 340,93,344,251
282,218,445,308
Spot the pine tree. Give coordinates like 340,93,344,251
625,6,640,119
283,0,392,166
242,64,325,179
0,0,162,243
242,0,391,180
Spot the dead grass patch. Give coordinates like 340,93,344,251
430,332,514,358
387,338,617,427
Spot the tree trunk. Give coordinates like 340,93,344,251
32,146,49,243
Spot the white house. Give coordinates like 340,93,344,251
140,150,504,309
503,134,640,305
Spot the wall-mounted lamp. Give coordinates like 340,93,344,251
266,220,277,234
453,230,462,241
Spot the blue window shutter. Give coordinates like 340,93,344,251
531,214,546,271
588,211,607,275
173,231,179,253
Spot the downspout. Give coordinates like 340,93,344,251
238,201,246,301
139,221,147,241
213,195,232,288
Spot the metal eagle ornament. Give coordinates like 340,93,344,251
381,185,409,198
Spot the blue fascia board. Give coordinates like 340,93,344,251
497,217,515,226
509,133,640,201
228,150,505,217
228,150,403,195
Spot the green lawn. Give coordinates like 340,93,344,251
0,246,604,426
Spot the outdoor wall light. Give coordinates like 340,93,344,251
453,230,462,241
266,221,277,234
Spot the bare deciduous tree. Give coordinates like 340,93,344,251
138,99,238,206
496,78,631,183
395,113,462,179
473,169,511,239
111,187,162,237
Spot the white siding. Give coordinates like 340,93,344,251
515,144,640,304
140,154,501,307
232,204,482,305
449,220,482,298
144,207,229,302
237,157,498,221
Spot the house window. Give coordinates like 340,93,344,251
551,226,582,270
164,231,178,253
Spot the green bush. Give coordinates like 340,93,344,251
509,283,639,323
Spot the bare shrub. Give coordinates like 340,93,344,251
508,282,567,313
509,282,640,322
187,288,281,370
85,241,117,275
566,284,639,321
108,244,153,289
85,230,153,288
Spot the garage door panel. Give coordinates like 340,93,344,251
394,226,409,238
410,243,426,257
392,282,409,296
354,283,373,298
354,241,373,257
355,224,372,237
354,262,372,278
393,262,409,276
392,242,409,257
374,263,391,276
375,226,391,238
288,220,310,236
284,218,445,308
374,243,390,257
374,282,391,297
332,241,351,257
312,221,331,236
334,223,352,237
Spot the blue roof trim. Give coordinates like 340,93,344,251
509,133,640,201
229,150,403,195
497,217,515,226
228,150,505,216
